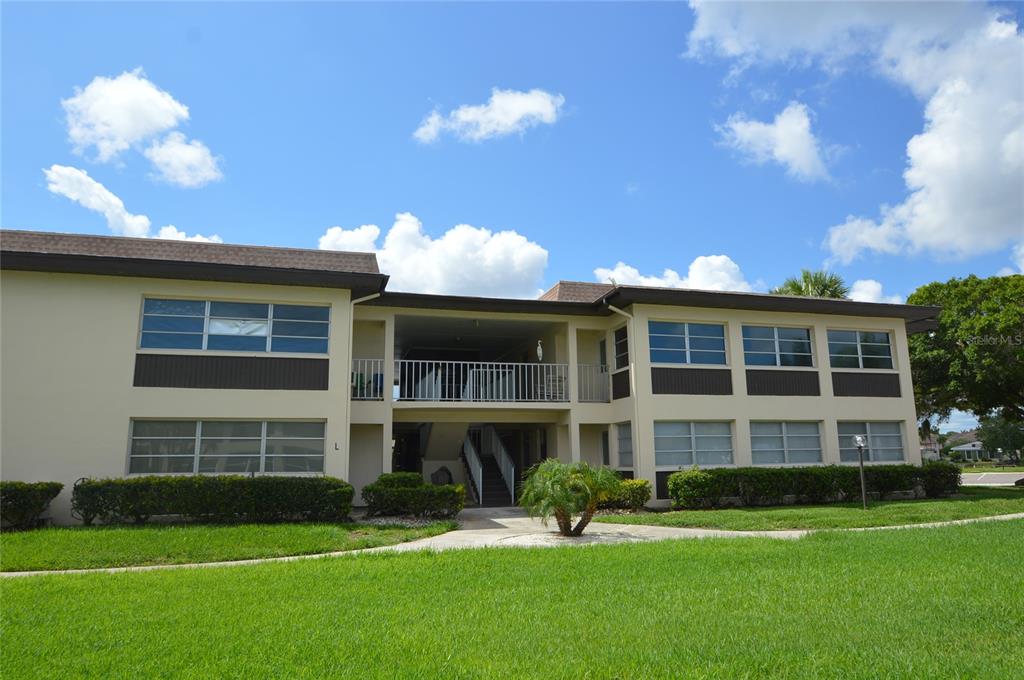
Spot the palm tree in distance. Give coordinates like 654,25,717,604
771,269,850,299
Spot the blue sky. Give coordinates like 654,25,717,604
2,2,1021,428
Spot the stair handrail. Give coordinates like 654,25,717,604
484,425,516,504
463,434,484,505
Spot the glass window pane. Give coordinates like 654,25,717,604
689,351,727,365
870,422,901,434
777,327,810,341
618,452,633,467
695,435,733,451
838,422,867,435
655,450,693,466
129,456,194,473
859,331,890,345
141,332,203,349
199,439,262,455
752,449,786,465
197,456,261,473
862,357,894,369
752,436,785,450
778,340,812,355
789,449,822,463
742,326,775,340
271,337,329,354
201,421,262,437
695,422,731,436
273,305,330,322
745,353,778,366
133,421,197,437
780,353,813,367
654,436,693,452
861,343,892,357
271,320,329,338
827,330,858,343
751,422,783,435
828,342,859,357
839,449,859,462
743,339,776,353
266,439,325,455
786,435,822,449
648,321,685,336
654,422,690,437
697,449,733,465
209,302,268,319
266,421,325,438
649,335,686,349
131,439,196,455
264,456,324,473
144,299,205,316
142,316,205,333
208,319,269,336
688,336,725,351
830,355,860,368
872,448,904,461
207,335,267,351
688,323,725,338
870,435,904,449
785,422,820,435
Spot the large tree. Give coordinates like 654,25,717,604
771,269,850,298
908,274,1024,426
977,415,1024,463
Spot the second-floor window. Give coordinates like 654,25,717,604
140,298,330,354
614,327,629,370
742,325,813,367
827,330,893,369
648,321,727,365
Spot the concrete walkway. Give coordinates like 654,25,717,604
4,508,1023,579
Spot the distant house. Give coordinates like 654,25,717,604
949,441,993,462
919,435,942,461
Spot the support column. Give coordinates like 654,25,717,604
568,414,581,463
382,315,395,474
566,321,579,403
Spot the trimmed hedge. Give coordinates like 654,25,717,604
0,481,64,530
667,462,961,509
70,476,354,525
362,474,465,519
598,478,652,511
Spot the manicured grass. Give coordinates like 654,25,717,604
961,465,1024,473
2,521,1022,678
0,521,455,572
596,486,1024,531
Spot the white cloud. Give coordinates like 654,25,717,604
718,102,830,181
62,68,189,162
998,242,1024,275
594,255,753,292
849,279,903,304
319,213,548,298
43,164,220,242
144,132,223,188
687,2,1024,265
414,88,565,143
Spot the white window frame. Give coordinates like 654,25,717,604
138,298,331,355
827,329,896,370
837,421,905,463
647,320,728,366
127,419,327,475
612,326,629,372
741,324,815,368
750,421,824,466
653,421,735,471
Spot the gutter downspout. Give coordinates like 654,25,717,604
603,297,643,479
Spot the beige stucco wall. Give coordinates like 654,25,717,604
0,270,353,523
348,424,384,504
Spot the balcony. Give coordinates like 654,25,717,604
396,359,568,403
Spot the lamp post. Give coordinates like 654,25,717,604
855,434,868,510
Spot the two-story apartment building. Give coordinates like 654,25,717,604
0,230,940,522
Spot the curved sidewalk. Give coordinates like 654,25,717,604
4,509,1023,579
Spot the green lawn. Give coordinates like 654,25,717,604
2,521,1022,679
596,486,1024,531
961,465,1024,473
0,521,455,572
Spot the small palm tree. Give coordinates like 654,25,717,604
518,459,621,536
771,269,850,298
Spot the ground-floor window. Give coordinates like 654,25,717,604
750,422,823,465
616,422,633,469
837,422,904,462
654,421,733,467
129,420,326,474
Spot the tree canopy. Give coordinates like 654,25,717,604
770,269,850,298
907,274,1024,426
977,415,1024,462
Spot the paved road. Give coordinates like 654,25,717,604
961,472,1024,486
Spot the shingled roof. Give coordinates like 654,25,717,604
0,229,387,295
539,280,614,303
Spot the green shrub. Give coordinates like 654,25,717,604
362,474,465,519
667,464,950,509
0,481,64,530
70,476,353,525
920,461,961,498
598,478,652,511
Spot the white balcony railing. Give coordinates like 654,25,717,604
396,360,569,402
578,364,611,403
351,358,385,400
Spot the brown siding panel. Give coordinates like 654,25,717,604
611,369,631,400
134,354,329,390
745,369,820,396
832,372,901,397
651,367,732,395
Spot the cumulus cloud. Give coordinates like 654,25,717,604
319,213,548,298
849,279,903,304
144,132,223,188
687,2,1024,265
43,164,220,242
717,102,830,181
414,88,565,143
594,255,753,292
